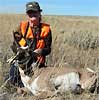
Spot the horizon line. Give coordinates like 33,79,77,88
0,12,99,17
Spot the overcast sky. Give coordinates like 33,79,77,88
0,0,99,16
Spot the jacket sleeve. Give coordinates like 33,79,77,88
41,29,52,56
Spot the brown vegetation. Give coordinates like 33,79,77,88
0,14,99,100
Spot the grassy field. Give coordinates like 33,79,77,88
0,14,99,100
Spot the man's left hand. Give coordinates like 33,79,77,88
34,49,42,56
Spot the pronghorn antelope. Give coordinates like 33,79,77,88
10,46,98,96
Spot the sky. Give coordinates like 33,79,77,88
0,0,99,16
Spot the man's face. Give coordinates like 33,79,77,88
26,10,41,27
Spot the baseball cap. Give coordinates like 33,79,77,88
26,1,42,13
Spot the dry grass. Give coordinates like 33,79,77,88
0,14,99,99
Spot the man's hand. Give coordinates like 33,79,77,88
34,49,42,56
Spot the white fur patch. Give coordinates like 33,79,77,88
51,72,80,92
19,67,40,95
30,76,40,95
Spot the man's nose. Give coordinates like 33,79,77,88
30,17,36,21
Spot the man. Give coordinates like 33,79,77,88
8,1,52,93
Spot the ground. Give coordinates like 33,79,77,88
0,14,99,100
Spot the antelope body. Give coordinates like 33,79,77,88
19,66,96,96
12,46,97,96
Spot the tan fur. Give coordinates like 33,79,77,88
28,66,96,90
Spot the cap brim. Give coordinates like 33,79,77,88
26,8,42,13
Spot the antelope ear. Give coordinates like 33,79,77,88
13,31,22,41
